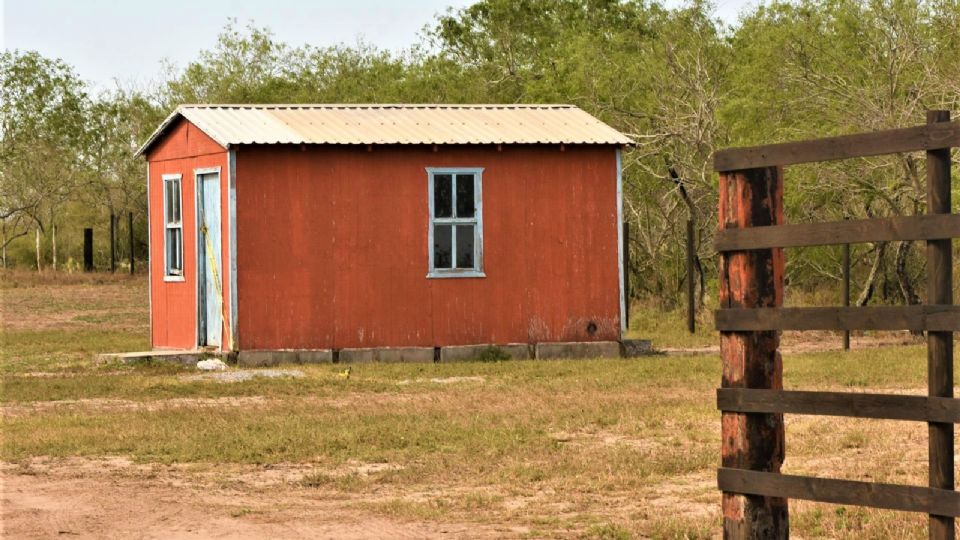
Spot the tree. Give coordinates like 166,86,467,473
725,0,960,306
431,0,730,307
0,50,89,270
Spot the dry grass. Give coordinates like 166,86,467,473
1,269,957,538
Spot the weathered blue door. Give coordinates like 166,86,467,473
197,171,222,348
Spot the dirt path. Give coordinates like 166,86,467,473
661,330,921,355
0,459,512,539
0,455,719,539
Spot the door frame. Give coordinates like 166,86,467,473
194,166,222,348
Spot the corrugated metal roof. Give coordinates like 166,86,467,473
135,104,633,156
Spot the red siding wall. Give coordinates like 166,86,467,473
235,144,620,350
146,119,230,349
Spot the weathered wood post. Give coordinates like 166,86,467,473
109,213,116,273
128,212,135,275
718,166,787,537
83,228,93,272
623,221,630,329
926,110,954,539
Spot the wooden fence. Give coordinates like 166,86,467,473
713,111,959,538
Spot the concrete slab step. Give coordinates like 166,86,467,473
96,350,234,367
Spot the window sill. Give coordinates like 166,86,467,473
163,275,186,282
427,270,486,279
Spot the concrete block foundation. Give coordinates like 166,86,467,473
535,341,621,360
236,349,333,367
102,338,654,368
338,347,435,363
439,343,531,362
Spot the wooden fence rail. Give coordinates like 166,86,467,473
715,305,960,332
718,469,960,518
714,111,957,538
717,388,960,423
713,119,960,170
714,213,960,251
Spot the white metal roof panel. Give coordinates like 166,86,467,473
135,104,633,156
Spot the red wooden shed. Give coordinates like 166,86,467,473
136,104,632,357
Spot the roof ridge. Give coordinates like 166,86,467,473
135,104,632,157
178,103,577,109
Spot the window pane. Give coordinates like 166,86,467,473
433,174,452,218
433,225,452,269
165,181,175,223
173,180,180,222
166,228,183,275
456,225,474,269
455,174,475,218
175,229,182,272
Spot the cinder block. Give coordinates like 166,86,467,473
237,350,296,367
535,341,621,360
440,344,531,362
296,350,333,364
620,339,653,357
339,347,435,363
237,350,333,367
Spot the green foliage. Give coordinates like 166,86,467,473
3,1,959,311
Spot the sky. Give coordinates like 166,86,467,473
2,0,757,92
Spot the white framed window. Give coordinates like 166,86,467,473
427,168,484,278
162,174,184,280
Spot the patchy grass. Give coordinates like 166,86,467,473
1,269,958,537
626,300,715,349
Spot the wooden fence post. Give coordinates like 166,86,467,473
83,228,93,272
926,110,954,539
128,212,135,275
109,213,116,273
623,221,630,329
719,166,788,537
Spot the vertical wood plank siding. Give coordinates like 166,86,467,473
233,144,621,349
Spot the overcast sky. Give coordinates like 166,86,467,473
2,0,756,92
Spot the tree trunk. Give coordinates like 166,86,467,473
857,243,886,306
894,240,919,304
695,229,706,310
667,165,706,312
52,223,57,272
35,227,41,272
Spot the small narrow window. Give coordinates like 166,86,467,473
163,175,184,278
428,168,483,277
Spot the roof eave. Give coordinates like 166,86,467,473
133,108,182,158
133,107,232,158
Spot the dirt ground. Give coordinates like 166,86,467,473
660,329,923,356
0,458,506,539
1,271,953,538
1,455,715,539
